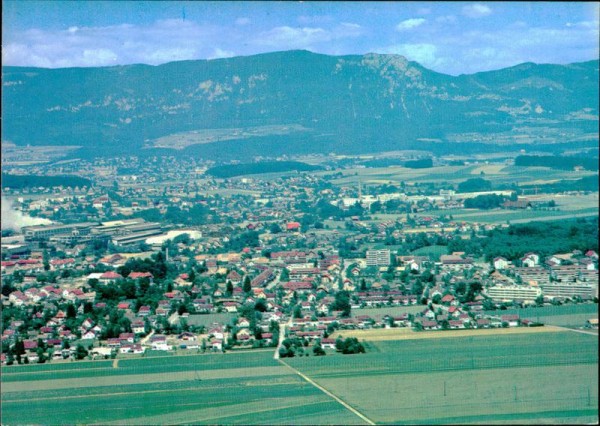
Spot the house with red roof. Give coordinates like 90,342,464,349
138,305,151,316
50,258,76,269
100,271,122,283
282,281,313,292
128,272,154,282
286,222,301,231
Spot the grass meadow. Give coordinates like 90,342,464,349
288,331,598,424
485,303,598,328
1,350,363,425
2,327,597,424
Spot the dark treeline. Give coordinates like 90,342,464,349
515,155,599,171
519,175,599,193
447,217,599,261
457,178,493,193
404,158,433,168
1,173,92,189
464,193,507,209
206,161,322,178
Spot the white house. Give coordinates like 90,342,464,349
493,257,510,270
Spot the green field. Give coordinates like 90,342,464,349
487,303,598,328
187,312,236,328
352,305,425,319
287,331,598,424
441,207,598,224
2,331,597,425
326,164,597,187
1,351,364,425
411,244,448,259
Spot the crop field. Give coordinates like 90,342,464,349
351,305,426,319
2,329,597,425
1,350,364,425
288,331,598,424
326,164,597,187
430,206,598,224
333,324,564,342
1,351,281,383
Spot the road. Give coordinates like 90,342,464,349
273,316,292,360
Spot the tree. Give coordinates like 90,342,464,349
66,303,77,319
226,280,233,296
36,347,47,364
14,339,25,356
254,299,267,312
360,278,367,291
243,276,252,293
293,305,302,319
335,337,365,354
330,290,351,317
43,250,50,271
75,344,88,360
313,343,326,356
482,298,496,311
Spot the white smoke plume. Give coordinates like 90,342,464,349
1,196,53,231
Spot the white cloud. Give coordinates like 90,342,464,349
395,18,426,31
462,4,492,18
255,26,330,48
1,20,218,67
396,19,599,75
209,48,236,59
235,17,250,26
337,22,364,38
253,23,363,50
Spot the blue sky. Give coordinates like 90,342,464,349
2,1,599,75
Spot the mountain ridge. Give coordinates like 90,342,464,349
2,50,598,159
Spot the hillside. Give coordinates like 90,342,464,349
2,50,598,159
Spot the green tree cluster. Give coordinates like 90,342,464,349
335,337,365,354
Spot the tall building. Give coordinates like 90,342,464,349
366,249,391,267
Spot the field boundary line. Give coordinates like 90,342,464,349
278,359,375,425
550,326,598,337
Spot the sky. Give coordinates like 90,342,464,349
2,1,599,75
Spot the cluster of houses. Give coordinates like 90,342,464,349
2,153,598,365
2,240,598,364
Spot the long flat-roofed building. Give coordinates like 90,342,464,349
23,222,97,241
485,285,542,303
366,249,391,267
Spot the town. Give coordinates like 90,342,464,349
2,152,598,365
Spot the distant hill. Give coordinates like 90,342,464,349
2,50,598,159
